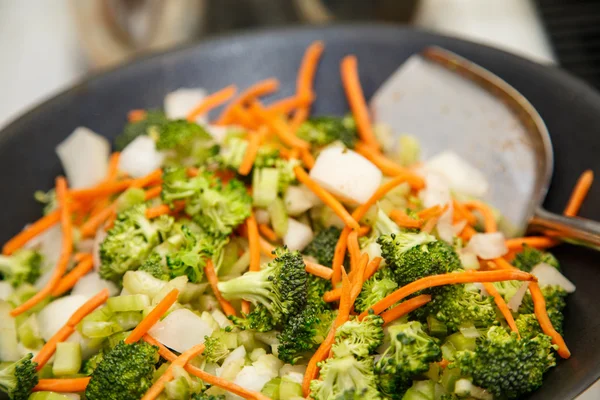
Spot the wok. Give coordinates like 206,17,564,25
0,25,599,399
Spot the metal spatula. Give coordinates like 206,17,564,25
370,47,600,248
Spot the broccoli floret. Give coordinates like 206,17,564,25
378,235,460,288
297,115,358,149
81,351,104,376
161,167,214,204
303,227,343,266
0,353,38,400
515,313,545,340
492,279,525,303
115,110,168,150
354,268,398,314
375,321,442,399
99,204,172,283
310,354,381,400
0,250,42,288
86,340,159,400
334,315,384,359
154,119,211,151
450,326,557,399
219,247,308,330
203,335,230,364
513,245,560,272
138,253,170,281
192,393,225,400
519,285,567,333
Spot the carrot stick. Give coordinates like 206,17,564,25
216,78,280,125
128,109,147,122
564,170,594,216
358,225,371,237
71,169,162,201
305,261,333,280
107,152,121,180
230,105,259,129
257,223,277,242
238,132,261,176
341,56,379,150
331,228,350,286
300,148,315,169
350,254,369,301
380,294,432,325
294,166,359,230
145,201,186,219
421,215,441,234
296,41,324,101
51,255,94,297
505,236,559,251
80,204,117,237
249,102,310,149
66,289,110,326
258,236,277,259
33,377,91,393
358,269,536,319
464,200,497,233
205,259,237,317
363,256,382,282
482,282,519,334
144,186,162,200
290,108,309,132
244,214,261,314
417,205,445,220
11,178,74,317
267,93,313,115
2,210,61,255
460,225,478,241
186,85,237,122
452,199,477,225
347,231,360,272
529,282,571,358
125,288,180,345
354,142,412,177
390,209,423,228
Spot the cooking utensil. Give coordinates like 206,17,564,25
0,25,599,399
370,46,600,248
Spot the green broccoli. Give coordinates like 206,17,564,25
202,335,230,364
450,326,557,399
154,119,211,150
161,167,214,204
515,313,545,340
513,245,559,272
81,351,105,376
115,110,168,150
138,252,170,281
375,321,442,399
85,340,159,400
99,204,172,283
303,226,343,266
0,353,38,400
334,315,384,359
219,247,308,330
219,137,247,170
519,285,567,333
402,380,445,400
0,249,42,288
297,115,358,149
354,268,398,314
310,354,381,400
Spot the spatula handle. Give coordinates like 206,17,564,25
528,207,600,250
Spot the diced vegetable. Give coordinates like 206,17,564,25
37,295,88,341
0,301,20,361
148,308,213,353
164,88,207,121
466,232,508,260
71,273,119,298
283,219,313,251
531,263,576,293
284,185,321,216
269,197,289,238
52,342,82,376
119,136,165,178
107,294,150,312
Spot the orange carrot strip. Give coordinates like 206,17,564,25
257,223,277,242
216,78,280,125
249,102,310,149
529,282,571,358
341,56,379,150
505,236,559,251
230,105,259,129
267,93,313,115
363,256,382,282
71,169,162,201
350,254,369,301
464,200,497,233
51,255,94,297
300,148,315,169
380,294,432,325
258,236,277,259
238,132,261,176
2,210,61,255
294,166,360,230
80,204,117,237
347,231,360,272
205,259,237,317
247,216,261,271
460,224,478,241
482,282,519,334
11,178,73,317
145,201,186,219
358,225,371,237
331,228,350,286
290,107,310,131
417,205,444,219
452,199,477,225
33,377,91,392
128,109,147,122
354,142,412,176
305,261,333,280
107,152,121,180
564,170,594,217
390,209,423,228
125,288,180,345
66,289,110,327
421,215,441,234
297,41,324,100
186,85,237,122
144,186,162,200
359,269,536,318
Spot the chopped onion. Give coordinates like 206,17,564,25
459,249,480,270
0,301,20,361
309,146,382,204
425,150,489,197
254,209,270,225
71,272,119,298
283,218,313,251
164,88,207,122
465,232,508,260
284,185,321,216
279,364,306,382
0,283,13,301
119,136,165,178
220,345,247,377
148,308,213,353
531,263,576,293
56,127,110,189
37,295,88,341
233,366,272,395
436,206,454,243
452,220,468,235
419,171,451,208
507,281,530,312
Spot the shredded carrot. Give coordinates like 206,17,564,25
258,235,277,258
249,102,310,149
300,147,315,169
33,377,91,393
11,178,74,317
230,105,259,129
186,85,237,122
290,107,310,131
460,224,478,241
128,109,147,122
71,169,162,201
380,295,432,325
564,170,594,216
358,269,536,318
294,166,360,230
125,288,180,345
350,254,369,301
340,56,379,150
144,186,162,200
482,282,519,335
2,209,61,255
107,152,121,180
51,255,94,297
238,132,262,175
205,259,237,317
505,236,559,251
421,215,441,234
357,225,371,237
305,261,333,280
247,216,261,271
417,205,446,220
452,199,477,225
145,201,186,219
331,228,350,285
267,93,313,115
257,223,277,242
80,204,116,237
464,200,497,233
354,142,413,177
34,289,109,369
363,256,382,282
390,209,423,228
216,78,280,125
439,359,450,368
529,282,571,358
292,40,324,122
347,230,360,272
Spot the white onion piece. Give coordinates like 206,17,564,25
233,366,272,396
119,136,165,178
92,229,107,272
26,224,63,271
148,308,213,353
425,150,489,197
459,324,481,338
211,309,233,329
310,146,382,204
253,354,283,379
283,219,313,251
284,185,321,216
459,250,480,270
56,127,110,189
452,220,468,235
507,282,530,312
0,301,20,361
38,295,88,341
205,124,228,144
419,171,451,208
221,345,247,374
71,272,119,298
0,282,14,301
465,232,508,260
164,88,207,122
279,364,306,382
531,263,576,293
254,209,270,225
436,206,454,243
